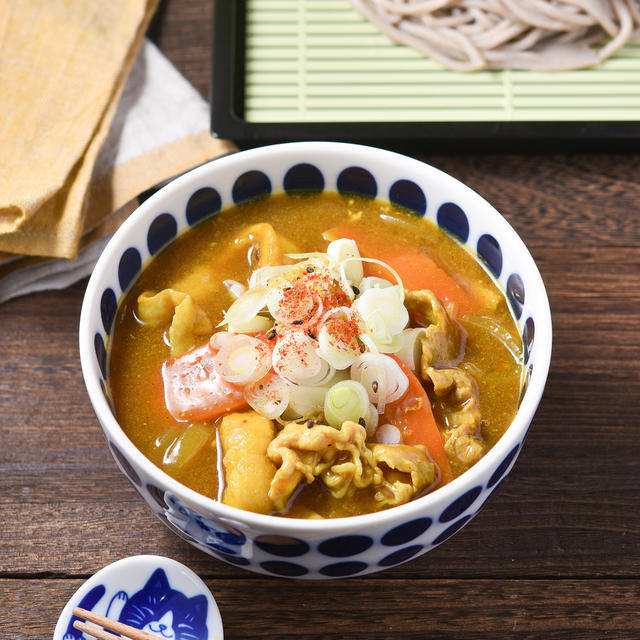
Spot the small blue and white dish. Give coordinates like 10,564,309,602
79,142,552,579
53,555,223,640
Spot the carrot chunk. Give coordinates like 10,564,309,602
162,342,247,422
383,357,454,487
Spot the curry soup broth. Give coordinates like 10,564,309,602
108,192,523,516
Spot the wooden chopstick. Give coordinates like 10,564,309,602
72,607,160,640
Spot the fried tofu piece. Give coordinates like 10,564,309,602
218,411,277,514
137,288,213,356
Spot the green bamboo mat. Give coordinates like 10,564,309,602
244,0,640,123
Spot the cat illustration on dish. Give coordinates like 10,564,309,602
63,568,208,640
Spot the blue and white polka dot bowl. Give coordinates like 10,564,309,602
79,141,552,579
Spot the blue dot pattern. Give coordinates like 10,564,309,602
215,552,250,566
389,179,426,216
477,234,502,277
255,535,310,557
284,163,324,193
100,288,117,334
523,317,535,364
260,561,308,577
207,541,241,555
381,518,432,546
337,166,377,198
147,213,178,256
488,445,520,488
319,561,368,577
186,187,222,226
437,202,470,243
118,247,142,292
318,535,373,557
232,170,272,204
94,333,106,377
439,486,482,523
507,273,525,319
109,442,141,486
432,515,472,546
378,545,424,567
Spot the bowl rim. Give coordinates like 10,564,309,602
79,140,552,534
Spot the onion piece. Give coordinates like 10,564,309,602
223,279,246,299
316,307,362,370
244,371,289,419
285,384,328,419
395,327,426,371
353,285,409,351
272,329,331,385
266,281,322,328
212,334,272,385
375,423,402,445
323,380,371,428
357,257,405,301
351,352,408,414
248,265,291,289
219,285,269,333
327,239,363,285
358,276,394,293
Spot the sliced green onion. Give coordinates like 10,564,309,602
285,384,329,419
284,251,334,266
358,276,394,292
351,352,409,414
375,423,402,445
327,239,363,285
317,310,362,369
365,402,379,437
395,328,426,371
223,279,246,299
273,329,331,385
213,334,271,384
219,285,269,333
248,265,291,289
354,285,409,350
357,257,405,300
244,371,289,419
323,379,371,428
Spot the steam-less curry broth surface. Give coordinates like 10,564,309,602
109,192,523,518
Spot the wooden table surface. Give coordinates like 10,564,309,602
2,2,639,639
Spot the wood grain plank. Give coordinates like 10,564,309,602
1,578,638,640
408,153,640,250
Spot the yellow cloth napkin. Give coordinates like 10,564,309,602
0,33,237,303
0,0,234,262
0,0,159,258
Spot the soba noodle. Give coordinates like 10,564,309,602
350,0,640,70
